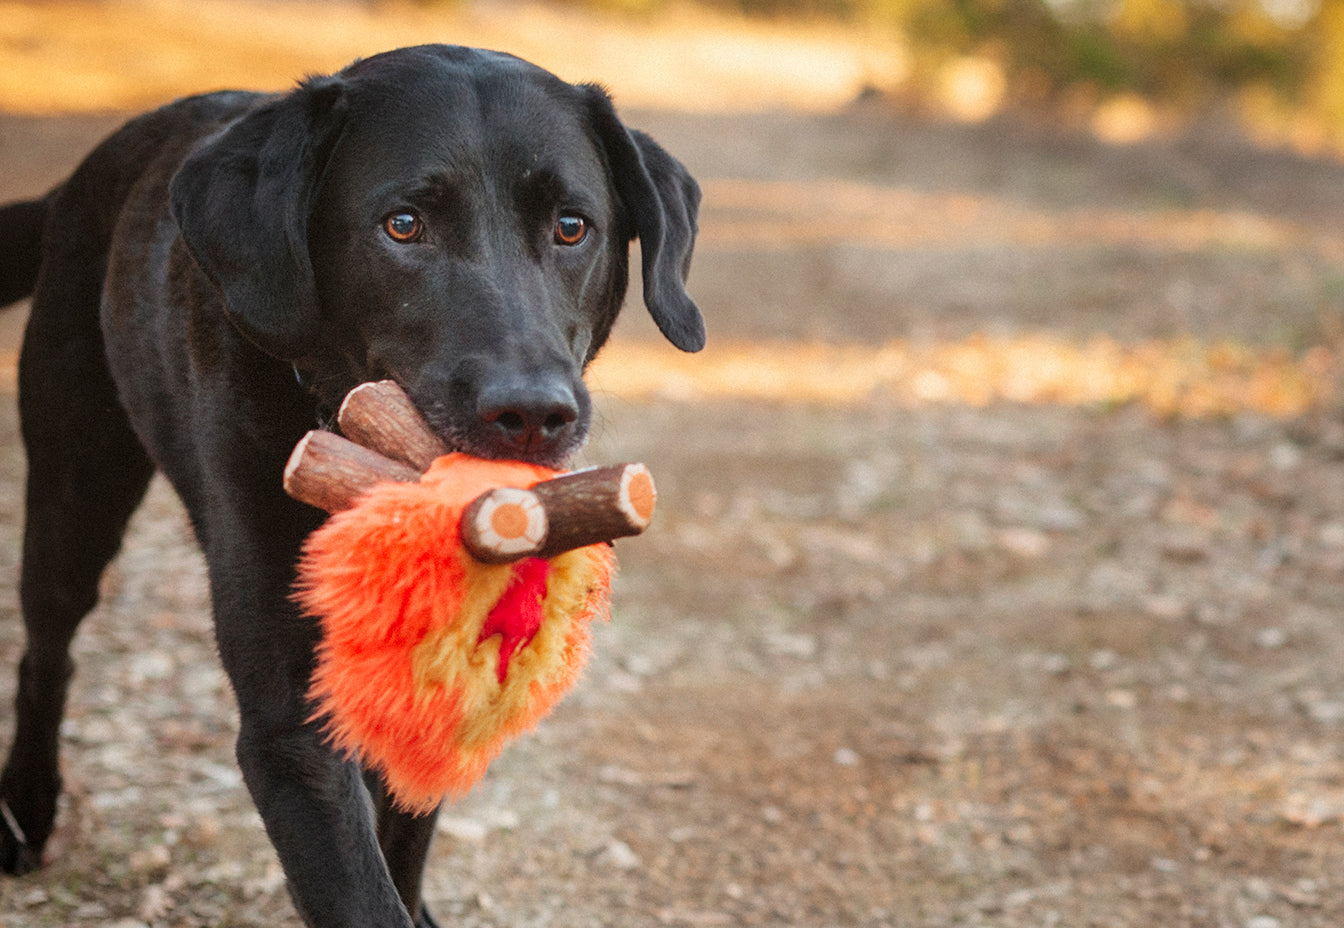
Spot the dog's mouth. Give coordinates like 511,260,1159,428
352,356,590,470
409,391,588,471
423,412,586,470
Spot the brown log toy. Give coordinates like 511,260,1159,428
283,430,421,514
459,463,656,564
282,381,656,563
337,380,451,471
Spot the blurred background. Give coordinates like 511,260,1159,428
3,2,1344,927
4,0,1344,149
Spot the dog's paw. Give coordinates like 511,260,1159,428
0,800,40,875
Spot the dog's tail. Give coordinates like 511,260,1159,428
0,196,50,309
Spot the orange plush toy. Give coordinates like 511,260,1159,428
283,382,655,812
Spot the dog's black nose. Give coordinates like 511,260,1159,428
476,375,580,458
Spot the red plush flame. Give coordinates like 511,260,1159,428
294,454,612,812
479,558,551,684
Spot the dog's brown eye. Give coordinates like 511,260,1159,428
554,215,587,246
383,212,423,243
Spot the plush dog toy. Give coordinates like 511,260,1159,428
283,381,655,811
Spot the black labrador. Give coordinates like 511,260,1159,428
0,44,702,927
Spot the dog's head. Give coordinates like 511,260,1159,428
170,45,702,466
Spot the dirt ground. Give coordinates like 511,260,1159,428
4,24,1344,928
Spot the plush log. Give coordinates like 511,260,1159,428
282,381,656,563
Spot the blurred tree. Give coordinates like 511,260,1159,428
1312,0,1344,130
671,0,1339,137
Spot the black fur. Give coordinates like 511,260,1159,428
0,45,700,928
0,198,48,307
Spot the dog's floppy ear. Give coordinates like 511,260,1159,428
170,79,347,361
585,87,705,353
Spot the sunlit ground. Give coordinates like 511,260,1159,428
701,178,1344,257
625,176,1342,417
590,337,1336,417
0,335,1332,417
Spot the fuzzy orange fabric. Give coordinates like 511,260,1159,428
294,453,613,813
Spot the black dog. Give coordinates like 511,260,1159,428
0,44,701,927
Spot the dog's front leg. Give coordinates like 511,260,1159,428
365,769,443,928
236,721,411,928
206,514,417,928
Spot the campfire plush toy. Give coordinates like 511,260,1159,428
283,381,655,812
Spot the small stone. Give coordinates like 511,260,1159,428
1037,504,1085,532
623,653,657,677
484,807,520,831
1089,649,1119,671
833,747,861,767
1280,879,1323,908
242,859,287,898
1106,689,1138,709
597,765,643,786
601,838,641,871
764,631,818,660
128,844,171,873
997,527,1048,559
1280,792,1342,827
1245,877,1275,900
1035,653,1071,676
1143,594,1188,621
437,816,488,842
201,861,246,884
19,887,50,907
189,815,222,846
1255,628,1288,649
1305,700,1344,724
1269,442,1302,471
126,650,175,683
138,883,173,921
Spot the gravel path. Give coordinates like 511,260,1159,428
2,86,1344,928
